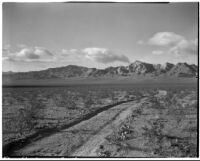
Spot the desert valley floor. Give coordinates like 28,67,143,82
2,83,198,157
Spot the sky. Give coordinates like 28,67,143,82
2,2,198,72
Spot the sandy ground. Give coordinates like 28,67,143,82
13,98,147,157
71,98,147,157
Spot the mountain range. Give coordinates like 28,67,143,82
3,61,198,81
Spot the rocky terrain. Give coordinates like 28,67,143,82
3,61,198,81
3,86,197,157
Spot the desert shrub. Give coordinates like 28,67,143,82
53,93,78,110
110,92,119,103
142,118,197,157
17,106,36,135
142,119,165,150
65,96,77,110
149,97,165,109
169,138,197,157
96,98,103,105
132,108,142,118
154,137,197,157
99,91,110,99
97,145,111,157
106,122,134,145
162,91,177,107
13,96,46,135
84,95,95,108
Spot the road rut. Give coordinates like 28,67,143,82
13,98,147,157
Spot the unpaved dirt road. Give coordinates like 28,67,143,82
13,98,147,157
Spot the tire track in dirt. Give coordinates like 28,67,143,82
71,98,147,157
12,98,147,157
4,99,135,157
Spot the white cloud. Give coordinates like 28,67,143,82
82,47,130,64
82,47,107,55
60,47,130,64
146,32,197,56
61,48,80,56
4,47,55,62
61,49,68,53
152,50,164,55
70,49,78,53
169,39,197,56
148,32,184,46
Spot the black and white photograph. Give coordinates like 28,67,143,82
2,1,199,158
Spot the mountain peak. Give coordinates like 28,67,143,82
167,62,197,77
161,62,174,70
165,62,174,65
128,60,155,74
2,61,197,80
176,62,189,66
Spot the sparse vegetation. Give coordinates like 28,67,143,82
3,84,197,157
94,86,197,157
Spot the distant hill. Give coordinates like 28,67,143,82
2,61,198,85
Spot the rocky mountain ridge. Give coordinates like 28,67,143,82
3,61,198,80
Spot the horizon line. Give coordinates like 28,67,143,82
2,60,198,73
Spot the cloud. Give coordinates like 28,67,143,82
152,50,164,55
146,32,197,56
61,48,80,56
70,49,78,53
148,32,184,46
5,46,130,65
61,49,69,55
82,47,130,64
4,47,55,62
169,39,197,56
60,48,82,61
60,47,130,64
